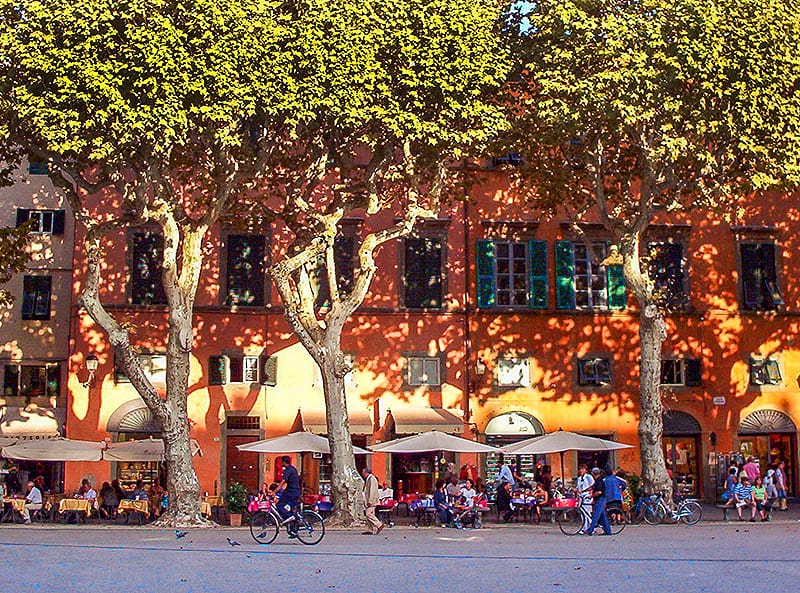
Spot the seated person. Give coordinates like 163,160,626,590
99,481,118,518
77,479,98,514
445,477,461,502
459,479,477,507
734,476,757,521
22,481,43,524
378,482,394,505
496,481,517,523
149,482,165,518
129,479,149,501
752,476,770,521
433,479,453,526
531,482,549,524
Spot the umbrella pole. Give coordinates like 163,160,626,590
560,451,565,488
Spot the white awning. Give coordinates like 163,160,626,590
300,408,374,434
385,407,463,434
1,437,106,461
0,407,64,438
102,438,202,462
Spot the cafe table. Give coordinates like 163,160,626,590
2,497,26,523
118,499,149,525
200,501,212,517
59,498,92,523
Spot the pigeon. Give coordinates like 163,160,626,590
175,530,188,539
226,537,241,546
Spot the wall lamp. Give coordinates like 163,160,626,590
474,358,486,376
81,354,99,389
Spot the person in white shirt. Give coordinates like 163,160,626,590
22,481,43,523
459,479,477,507
576,464,595,504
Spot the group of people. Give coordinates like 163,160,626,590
575,465,627,536
432,476,486,528
722,457,788,521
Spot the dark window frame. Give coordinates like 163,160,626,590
576,356,612,387
2,363,60,400
749,358,782,386
403,352,445,388
739,241,782,311
130,231,167,305
647,241,689,310
224,233,267,307
21,275,52,320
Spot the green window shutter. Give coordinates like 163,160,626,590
607,264,626,309
554,241,575,310
476,239,496,308
527,240,548,309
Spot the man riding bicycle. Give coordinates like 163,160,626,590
277,455,302,538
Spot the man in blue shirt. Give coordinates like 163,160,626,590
603,469,627,526
734,476,757,521
582,468,612,536
497,456,515,490
277,456,301,537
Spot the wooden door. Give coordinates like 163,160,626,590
226,436,259,493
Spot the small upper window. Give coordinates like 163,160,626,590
577,357,611,386
660,359,702,387
15,209,65,235
750,358,781,386
407,357,441,387
28,157,49,175
495,358,530,388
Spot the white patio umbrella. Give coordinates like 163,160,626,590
236,431,372,455
103,438,202,462
369,430,498,454
1,437,106,462
501,430,633,483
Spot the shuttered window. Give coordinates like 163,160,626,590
15,209,65,235
21,275,52,320
404,237,442,309
131,233,167,305
740,242,782,310
226,234,265,306
649,242,687,309
476,239,547,309
555,241,625,310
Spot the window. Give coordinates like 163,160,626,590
227,416,260,430
407,356,441,386
495,358,530,388
750,358,781,386
660,359,702,387
476,239,547,309
3,364,60,399
404,237,442,308
226,234,265,306
113,353,167,388
577,357,611,386
555,241,625,310
28,157,48,175
15,209,66,235
312,234,355,308
131,232,167,305
207,354,263,385
648,242,688,309
740,242,782,310
21,275,52,320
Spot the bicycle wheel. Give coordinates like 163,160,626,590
679,500,703,525
249,511,279,545
607,503,626,535
643,502,665,525
628,502,646,525
557,508,584,535
295,510,325,545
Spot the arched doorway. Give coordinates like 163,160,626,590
663,410,701,496
737,409,797,495
484,411,545,485
107,401,162,490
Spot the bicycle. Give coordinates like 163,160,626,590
645,492,703,525
249,504,325,545
628,494,664,525
557,499,625,535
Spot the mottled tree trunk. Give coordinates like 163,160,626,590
621,233,673,503
318,342,364,526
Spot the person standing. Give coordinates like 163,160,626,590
497,457,515,490
774,461,788,511
582,468,611,536
361,467,384,535
576,464,595,529
743,457,760,482
277,456,301,537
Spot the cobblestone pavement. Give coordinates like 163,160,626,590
0,516,798,593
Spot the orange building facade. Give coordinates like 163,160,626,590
41,168,800,502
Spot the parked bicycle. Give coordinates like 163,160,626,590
249,504,325,545
557,499,626,535
628,492,702,525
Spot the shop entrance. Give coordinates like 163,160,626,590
484,412,545,487
738,409,797,495
663,410,701,497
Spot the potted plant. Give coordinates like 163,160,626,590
225,482,248,527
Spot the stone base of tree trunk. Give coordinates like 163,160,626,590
152,511,218,529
